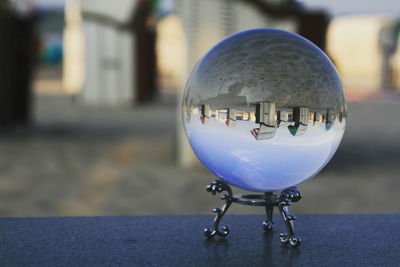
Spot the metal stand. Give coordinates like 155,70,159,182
204,180,302,248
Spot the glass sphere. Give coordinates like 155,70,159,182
182,28,346,192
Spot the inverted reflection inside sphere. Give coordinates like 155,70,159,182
182,28,346,192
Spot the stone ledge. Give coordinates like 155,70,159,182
0,214,398,266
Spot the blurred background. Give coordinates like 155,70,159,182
0,0,399,217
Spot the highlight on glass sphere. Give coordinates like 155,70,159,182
182,28,346,192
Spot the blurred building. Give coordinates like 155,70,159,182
156,14,185,92
63,0,157,106
63,0,83,95
63,0,134,105
37,6,64,65
174,0,298,87
327,14,400,99
0,0,37,126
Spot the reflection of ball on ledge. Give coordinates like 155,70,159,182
182,28,346,192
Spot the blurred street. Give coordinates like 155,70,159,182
0,88,399,217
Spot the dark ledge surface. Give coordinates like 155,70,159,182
0,214,399,266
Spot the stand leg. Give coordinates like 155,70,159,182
278,187,302,248
263,193,274,232
204,180,233,238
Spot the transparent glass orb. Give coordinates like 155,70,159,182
182,28,346,192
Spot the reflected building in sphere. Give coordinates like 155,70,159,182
196,102,345,141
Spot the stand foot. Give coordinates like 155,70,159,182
280,233,301,248
278,187,302,248
263,193,274,232
204,180,233,238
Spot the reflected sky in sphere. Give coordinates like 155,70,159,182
182,28,346,192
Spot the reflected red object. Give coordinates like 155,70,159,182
251,128,260,139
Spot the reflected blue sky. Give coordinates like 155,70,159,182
185,115,345,192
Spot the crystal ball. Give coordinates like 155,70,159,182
182,28,346,192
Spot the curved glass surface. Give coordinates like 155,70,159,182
182,28,346,192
